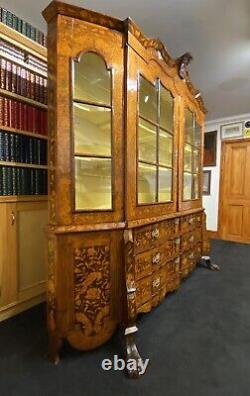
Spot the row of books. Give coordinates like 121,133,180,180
0,166,47,196
0,8,46,47
0,131,47,165
0,38,47,74
0,97,48,135
0,58,47,104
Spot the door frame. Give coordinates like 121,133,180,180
218,137,250,239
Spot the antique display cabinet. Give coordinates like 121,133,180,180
43,1,209,376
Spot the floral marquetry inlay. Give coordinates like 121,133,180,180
74,245,112,336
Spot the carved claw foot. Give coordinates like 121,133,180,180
48,334,63,365
199,256,220,271
124,327,144,379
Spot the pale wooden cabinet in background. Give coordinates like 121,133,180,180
0,199,47,321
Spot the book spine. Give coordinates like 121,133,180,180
6,60,12,91
12,14,18,31
1,9,8,25
2,166,7,195
10,133,15,161
6,11,13,28
16,167,21,195
0,132,5,160
4,132,10,161
6,166,13,195
17,18,22,33
0,58,7,89
12,167,17,195
0,166,2,196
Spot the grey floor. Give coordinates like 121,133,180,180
0,239,250,396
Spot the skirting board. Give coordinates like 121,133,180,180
207,230,219,239
0,293,45,322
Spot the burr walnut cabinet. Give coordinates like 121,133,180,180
43,1,209,376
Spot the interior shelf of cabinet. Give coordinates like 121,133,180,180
0,89,47,110
0,161,48,170
0,22,47,61
0,125,48,140
0,195,48,203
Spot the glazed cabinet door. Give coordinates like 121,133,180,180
126,43,179,222
178,101,204,211
49,16,124,226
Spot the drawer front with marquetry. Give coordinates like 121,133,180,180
180,250,196,279
135,246,165,280
181,228,202,253
135,276,152,308
134,236,181,280
180,212,202,234
166,257,181,292
134,218,180,254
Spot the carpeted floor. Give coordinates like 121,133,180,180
1,239,250,396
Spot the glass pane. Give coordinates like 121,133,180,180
138,163,157,204
192,173,200,199
138,118,157,163
74,53,111,105
75,157,112,210
139,76,158,123
194,120,201,147
184,144,192,172
159,130,172,167
159,167,172,202
193,148,200,173
74,103,111,156
183,172,192,200
160,85,174,131
185,108,194,144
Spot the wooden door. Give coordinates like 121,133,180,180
220,139,250,243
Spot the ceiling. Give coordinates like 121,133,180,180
1,0,250,120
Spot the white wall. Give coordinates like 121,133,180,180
203,113,250,231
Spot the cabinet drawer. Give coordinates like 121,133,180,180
180,213,202,234
134,218,180,254
166,257,181,292
135,267,166,309
135,237,181,280
181,228,202,252
180,250,196,278
136,276,152,308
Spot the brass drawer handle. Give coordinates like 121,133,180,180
152,278,161,288
189,253,194,259
175,258,180,265
175,237,180,245
151,228,160,239
152,252,161,264
189,217,194,224
174,218,179,226
189,235,194,243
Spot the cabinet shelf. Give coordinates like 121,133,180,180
0,22,47,61
0,161,48,169
0,88,48,110
0,125,48,140
0,194,48,203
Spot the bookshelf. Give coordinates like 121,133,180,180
0,11,48,321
